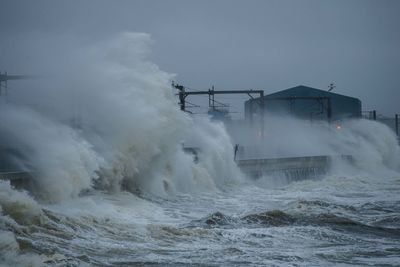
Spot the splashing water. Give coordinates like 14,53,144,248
0,32,400,266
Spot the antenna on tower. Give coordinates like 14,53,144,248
328,83,336,92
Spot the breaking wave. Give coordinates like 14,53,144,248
191,209,400,239
0,32,243,203
0,32,243,266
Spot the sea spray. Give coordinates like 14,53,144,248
0,181,44,266
0,104,101,202
0,32,243,201
335,119,400,172
232,114,400,173
0,181,43,225
188,117,243,188
0,32,244,265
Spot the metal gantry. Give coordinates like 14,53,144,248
173,82,265,138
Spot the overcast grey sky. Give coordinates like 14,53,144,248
1,0,399,116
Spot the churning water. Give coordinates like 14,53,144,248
1,33,400,266
2,169,400,266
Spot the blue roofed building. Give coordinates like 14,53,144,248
245,85,362,122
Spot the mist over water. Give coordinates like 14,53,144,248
1,32,400,266
232,115,400,171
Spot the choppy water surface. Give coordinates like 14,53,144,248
2,169,400,267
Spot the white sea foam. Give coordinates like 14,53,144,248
0,230,43,267
0,181,44,266
0,32,242,202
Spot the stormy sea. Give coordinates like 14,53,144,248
1,33,400,266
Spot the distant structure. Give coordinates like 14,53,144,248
173,82,265,136
245,85,362,122
328,83,336,92
0,71,30,96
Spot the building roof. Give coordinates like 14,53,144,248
265,85,360,101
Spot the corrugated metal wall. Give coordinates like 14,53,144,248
245,85,361,121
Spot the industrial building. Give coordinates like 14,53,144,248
245,85,362,122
